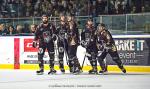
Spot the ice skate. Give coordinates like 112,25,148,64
73,67,82,75
36,69,44,75
120,67,126,73
99,69,108,74
48,69,57,75
60,68,65,74
88,69,98,74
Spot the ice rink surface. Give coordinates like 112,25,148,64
0,70,150,89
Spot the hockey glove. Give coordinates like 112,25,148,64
32,41,37,48
52,34,57,41
80,40,88,48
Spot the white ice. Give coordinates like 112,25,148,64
0,70,150,89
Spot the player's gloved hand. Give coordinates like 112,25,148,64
105,46,111,52
52,34,57,41
65,33,68,39
97,51,102,57
105,47,109,52
97,44,104,51
80,40,87,48
32,41,37,48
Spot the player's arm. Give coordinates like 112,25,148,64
106,31,112,46
32,25,40,48
51,24,57,41
80,31,86,48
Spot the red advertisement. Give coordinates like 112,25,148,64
24,39,38,52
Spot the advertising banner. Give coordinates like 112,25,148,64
0,35,150,67
106,37,150,65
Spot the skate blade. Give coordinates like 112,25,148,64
36,72,44,75
99,72,108,75
73,72,81,75
89,72,98,75
48,72,57,75
61,72,65,74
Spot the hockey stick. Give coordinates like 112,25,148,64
81,51,86,69
81,49,92,69
56,34,69,66
63,38,69,66
81,41,128,69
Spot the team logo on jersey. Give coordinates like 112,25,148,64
38,48,44,54
58,47,64,53
43,31,51,43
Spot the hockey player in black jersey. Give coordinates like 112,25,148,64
67,15,82,74
95,23,126,74
81,19,98,74
32,14,57,75
56,14,68,73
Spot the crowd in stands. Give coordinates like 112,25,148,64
0,0,149,36
0,0,149,18
0,23,37,35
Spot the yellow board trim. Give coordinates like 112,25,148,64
0,64,150,72
0,64,14,69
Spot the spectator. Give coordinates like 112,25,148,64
117,3,123,14
131,6,137,13
115,0,123,14
7,25,16,35
0,0,149,17
30,24,37,34
141,6,145,13
95,0,107,16
25,0,33,17
7,0,17,17
16,0,25,17
61,0,67,13
0,0,9,17
34,0,42,16
16,24,23,34
0,23,8,35
22,23,30,33
57,1,64,14
108,0,116,14
144,2,150,12
79,1,89,16
41,0,50,15
123,0,131,14
47,3,53,16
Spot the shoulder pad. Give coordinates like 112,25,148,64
39,23,43,28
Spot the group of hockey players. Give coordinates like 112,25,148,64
32,14,126,75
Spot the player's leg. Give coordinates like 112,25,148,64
36,46,46,75
58,41,65,73
67,46,75,73
87,50,98,74
71,45,82,74
47,42,56,74
109,51,126,73
97,51,108,74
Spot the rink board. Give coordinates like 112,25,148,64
0,35,150,72
1,64,150,73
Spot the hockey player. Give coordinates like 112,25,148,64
81,18,98,74
67,14,82,74
95,23,126,74
56,14,68,73
32,14,57,75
